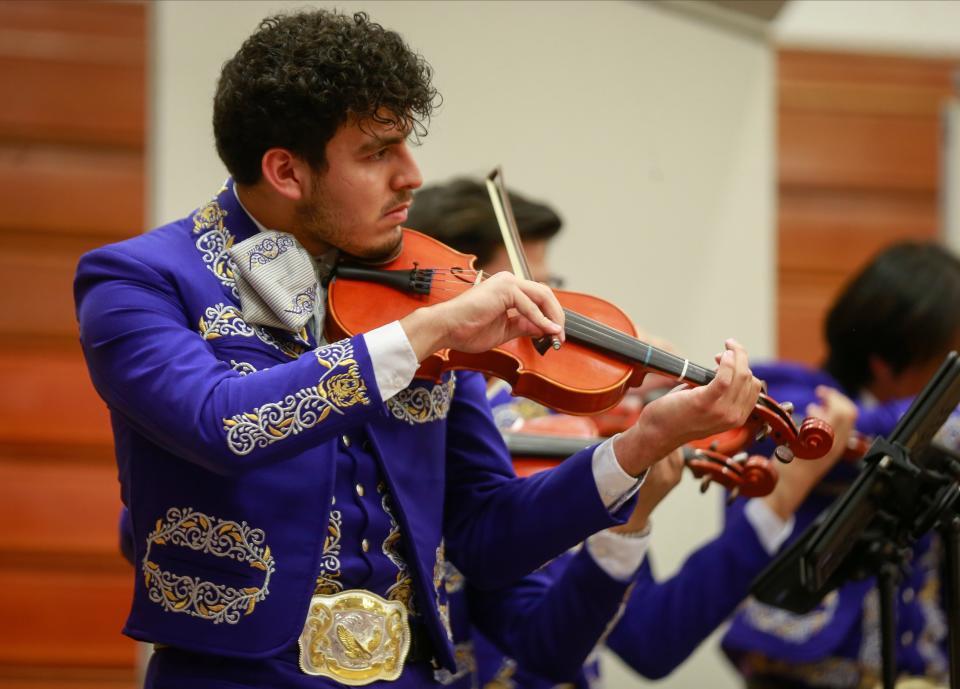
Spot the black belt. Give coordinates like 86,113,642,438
406,619,436,665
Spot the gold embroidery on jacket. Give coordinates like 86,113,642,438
380,485,416,614
483,659,517,689
314,508,344,595
741,590,839,643
222,340,369,455
443,560,465,595
142,507,274,624
434,541,452,641
199,303,308,359
434,641,478,687
192,197,238,299
386,375,456,425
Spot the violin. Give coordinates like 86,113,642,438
500,414,778,499
325,228,833,462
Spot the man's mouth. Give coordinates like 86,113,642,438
382,202,411,223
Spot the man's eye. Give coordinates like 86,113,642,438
370,148,387,161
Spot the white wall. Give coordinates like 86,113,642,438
151,2,774,688
775,0,960,56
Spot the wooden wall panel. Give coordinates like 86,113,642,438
779,111,939,191
776,49,957,365
0,456,120,555
0,568,133,668
0,2,145,686
0,350,112,445
0,2,144,148
0,145,144,238
779,191,937,273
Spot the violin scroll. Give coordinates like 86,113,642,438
793,417,835,460
683,447,779,500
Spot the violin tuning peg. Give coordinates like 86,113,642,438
699,477,712,494
709,441,719,452
781,401,794,415
732,452,748,464
726,487,740,505
774,445,795,464
755,423,772,442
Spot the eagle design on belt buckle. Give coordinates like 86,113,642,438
298,590,410,685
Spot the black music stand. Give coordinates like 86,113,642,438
751,352,960,689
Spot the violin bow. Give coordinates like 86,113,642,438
485,166,562,352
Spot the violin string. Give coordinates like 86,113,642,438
410,268,711,382
563,312,689,376
420,268,699,378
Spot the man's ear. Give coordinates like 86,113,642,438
260,148,311,201
866,354,904,401
867,355,893,389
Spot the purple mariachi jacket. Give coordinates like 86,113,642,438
474,363,950,687
460,491,773,689
722,361,949,688
74,181,628,671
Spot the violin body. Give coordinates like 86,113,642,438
328,229,639,414
501,416,780,497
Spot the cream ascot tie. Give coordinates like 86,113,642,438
228,230,327,333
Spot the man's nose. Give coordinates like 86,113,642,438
393,145,422,191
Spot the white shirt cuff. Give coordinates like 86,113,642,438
585,528,651,582
592,434,645,511
744,498,795,555
363,321,419,402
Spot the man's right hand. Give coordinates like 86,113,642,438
399,271,565,360
613,339,762,477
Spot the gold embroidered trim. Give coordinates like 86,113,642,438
380,487,415,614
741,590,839,643
915,539,949,681
222,339,369,455
483,659,517,689
434,641,478,687
142,507,275,624
192,197,238,299
199,303,308,359
315,508,344,595
434,541,452,641
443,560,465,595
386,375,456,425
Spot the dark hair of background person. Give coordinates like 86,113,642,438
213,9,439,185
823,241,960,394
406,179,563,265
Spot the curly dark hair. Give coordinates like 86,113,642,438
213,10,439,184
824,241,960,394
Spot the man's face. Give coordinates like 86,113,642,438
297,114,422,261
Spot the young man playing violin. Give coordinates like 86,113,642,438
74,10,762,689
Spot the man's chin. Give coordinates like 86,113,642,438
349,229,403,264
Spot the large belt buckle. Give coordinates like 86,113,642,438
298,589,410,685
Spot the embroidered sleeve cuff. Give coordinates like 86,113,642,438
364,321,419,401
592,434,646,511
744,498,795,555
585,528,651,582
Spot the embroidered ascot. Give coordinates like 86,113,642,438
228,230,321,332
